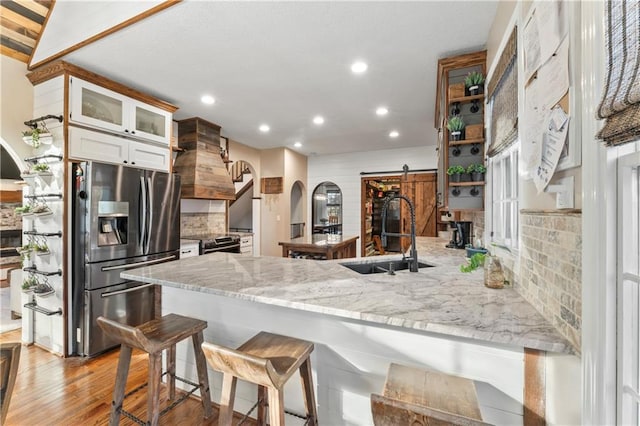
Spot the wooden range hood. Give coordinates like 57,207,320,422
173,117,236,200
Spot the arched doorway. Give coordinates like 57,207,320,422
290,181,305,238
312,182,342,235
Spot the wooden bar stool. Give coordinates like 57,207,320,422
201,331,318,426
97,314,213,426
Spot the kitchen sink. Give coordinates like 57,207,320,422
340,259,434,275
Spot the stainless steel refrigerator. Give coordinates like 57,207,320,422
71,161,180,357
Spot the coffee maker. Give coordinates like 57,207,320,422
446,221,472,249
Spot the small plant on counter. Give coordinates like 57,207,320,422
460,252,486,273
464,71,485,95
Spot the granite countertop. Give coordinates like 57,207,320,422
122,237,574,354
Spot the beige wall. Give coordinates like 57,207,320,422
260,148,286,256
258,147,307,256
1,56,33,169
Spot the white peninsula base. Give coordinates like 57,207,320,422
162,286,579,425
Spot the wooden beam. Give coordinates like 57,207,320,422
1,26,36,47
0,44,29,62
0,190,23,203
0,6,42,33
14,0,49,17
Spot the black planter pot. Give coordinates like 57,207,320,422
449,174,461,183
466,85,484,96
449,130,464,141
471,172,485,182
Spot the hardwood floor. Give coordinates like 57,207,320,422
0,329,256,425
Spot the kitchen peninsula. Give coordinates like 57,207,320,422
122,237,578,424
278,234,358,259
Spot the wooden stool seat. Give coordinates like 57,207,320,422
97,314,213,426
202,331,318,426
371,363,491,426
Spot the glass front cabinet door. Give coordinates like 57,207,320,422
70,77,171,145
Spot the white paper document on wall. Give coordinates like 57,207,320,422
536,36,570,108
535,0,568,63
522,77,545,177
524,11,542,81
533,106,570,193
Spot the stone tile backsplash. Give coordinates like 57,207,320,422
519,210,582,353
180,212,226,236
0,203,22,230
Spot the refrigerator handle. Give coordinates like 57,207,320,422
139,176,147,252
101,283,155,298
146,176,153,254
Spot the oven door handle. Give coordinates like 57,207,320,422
101,283,155,298
203,243,240,254
100,255,176,272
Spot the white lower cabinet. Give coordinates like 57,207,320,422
240,235,253,255
179,239,200,259
69,126,170,171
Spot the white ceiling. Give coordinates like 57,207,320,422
35,1,497,156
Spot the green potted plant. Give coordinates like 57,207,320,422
467,163,486,181
21,128,52,148
464,71,485,95
21,276,38,293
446,165,466,183
446,116,465,141
14,205,32,216
32,163,51,173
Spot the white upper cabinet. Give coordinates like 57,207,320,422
69,77,171,145
69,127,170,172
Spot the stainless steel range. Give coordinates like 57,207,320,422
182,234,241,255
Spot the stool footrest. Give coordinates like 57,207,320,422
116,372,203,425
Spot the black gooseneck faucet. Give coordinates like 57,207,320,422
380,193,419,272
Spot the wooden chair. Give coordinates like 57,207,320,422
201,331,318,426
1,342,21,424
97,314,213,426
371,363,491,426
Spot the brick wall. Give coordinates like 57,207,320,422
519,210,582,353
180,212,226,236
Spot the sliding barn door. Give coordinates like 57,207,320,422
401,173,438,251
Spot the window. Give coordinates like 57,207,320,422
490,142,519,250
618,151,640,424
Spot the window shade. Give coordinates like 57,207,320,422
596,0,640,146
487,27,518,157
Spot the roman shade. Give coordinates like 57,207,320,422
487,27,518,157
596,0,640,146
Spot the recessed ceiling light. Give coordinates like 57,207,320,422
389,130,399,138
351,61,368,74
201,95,215,105
313,116,325,125
259,124,270,133
376,106,388,116
294,141,302,148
